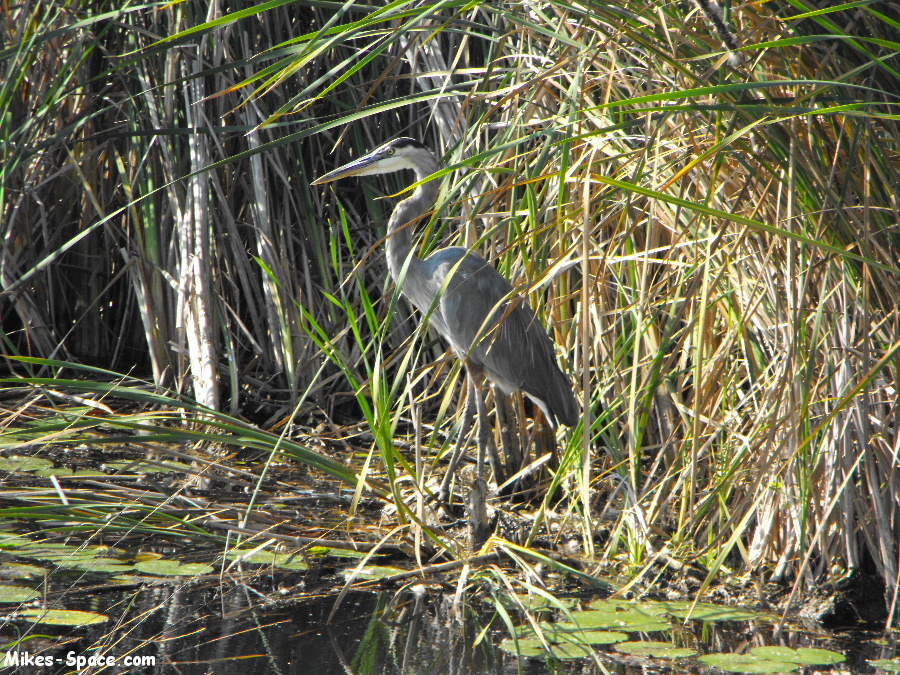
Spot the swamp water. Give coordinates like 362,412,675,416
0,531,897,674
0,454,897,673
0,583,897,674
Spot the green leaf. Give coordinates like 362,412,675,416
699,652,800,673
339,565,407,580
499,636,595,660
134,560,214,576
870,658,900,672
0,585,40,603
651,601,766,622
0,456,54,472
750,646,846,665
21,609,108,626
615,640,697,659
0,562,47,578
225,548,308,571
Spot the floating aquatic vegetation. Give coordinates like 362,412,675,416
340,566,408,580
0,586,40,603
225,548,309,571
499,592,576,612
133,560,215,576
567,603,672,633
871,658,900,673
699,646,846,673
499,636,595,660
35,467,107,477
54,558,134,573
615,640,698,659
648,600,769,622
0,562,46,578
20,609,109,626
0,456,54,472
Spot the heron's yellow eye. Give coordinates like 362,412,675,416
387,147,395,155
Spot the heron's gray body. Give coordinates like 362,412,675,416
314,137,578,542
368,138,578,428
400,245,578,426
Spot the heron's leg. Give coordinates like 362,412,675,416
495,392,523,496
468,366,492,548
494,391,520,480
484,388,504,486
438,373,477,502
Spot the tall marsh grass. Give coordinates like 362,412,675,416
2,0,899,614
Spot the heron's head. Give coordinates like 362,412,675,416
312,137,438,185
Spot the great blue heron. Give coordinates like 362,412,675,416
313,137,578,545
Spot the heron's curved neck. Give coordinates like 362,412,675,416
385,162,440,283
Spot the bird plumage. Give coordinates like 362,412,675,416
416,247,578,426
314,137,578,428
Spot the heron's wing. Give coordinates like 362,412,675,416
428,250,578,426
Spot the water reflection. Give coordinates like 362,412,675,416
11,580,874,675
104,584,504,675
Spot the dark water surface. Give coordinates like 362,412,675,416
0,448,894,674
3,579,894,675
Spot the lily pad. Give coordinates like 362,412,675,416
20,543,126,567
225,549,308,571
34,467,106,477
700,652,800,673
17,543,79,560
504,621,628,661
318,548,373,559
499,636,595,660
340,565,407,580
750,646,845,665
568,607,672,633
21,609,108,626
499,637,546,658
54,558,134,573
523,622,628,644
134,560,214,576
0,585,40,603
499,592,576,612
134,552,164,562
0,456,54,472
871,658,900,672
35,467,73,477
573,630,629,644
652,601,765,622
615,640,697,659
0,562,46,578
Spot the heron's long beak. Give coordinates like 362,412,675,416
311,153,380,185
